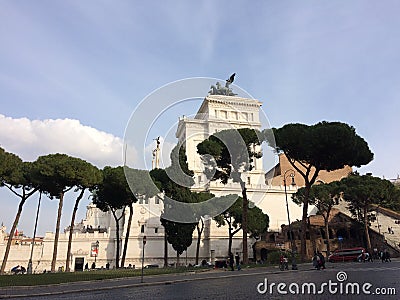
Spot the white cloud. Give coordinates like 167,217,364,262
0,114,131,168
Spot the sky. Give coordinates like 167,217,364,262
0,1,399,236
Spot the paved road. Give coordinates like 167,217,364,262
1,260,399,299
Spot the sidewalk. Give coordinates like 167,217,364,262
0,263,317,298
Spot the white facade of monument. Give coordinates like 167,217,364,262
0,93,308,273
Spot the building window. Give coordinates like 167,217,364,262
155,228,158,233
221,110,227,119
141,225,145,233
249,113,254,121
139,196,148,204
214,110,218,118
232,111,238,120
242,112,248,121
198,176,202,184
247,177,251,185
155,197,160,204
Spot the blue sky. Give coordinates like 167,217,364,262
0,1,399,236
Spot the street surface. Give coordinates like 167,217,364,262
1,260,399,300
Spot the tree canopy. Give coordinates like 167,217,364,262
197,128,263,264
214,196,269,254
339,173,397,250
270,122,373,174
0,148,39,274
266,121,373,261
92,166,135,268
197,128,262,184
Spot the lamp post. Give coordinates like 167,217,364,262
141,235,146,283
283,169,298,270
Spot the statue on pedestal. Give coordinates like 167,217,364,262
208,73,237,96
152,137,161,169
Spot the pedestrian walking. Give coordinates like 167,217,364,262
235,252,241,271
373,247,378,259
384,250,391,262
366,251,373,262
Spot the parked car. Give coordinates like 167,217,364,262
194,260,213,268
144,264,159,269
328,247,366,262
214,259,227,269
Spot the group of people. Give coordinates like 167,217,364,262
11,265,26,274
379,249,392,262
312,251,326,270
228,252,241,271
370,248,392,262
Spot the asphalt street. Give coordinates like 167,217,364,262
1,260,399,300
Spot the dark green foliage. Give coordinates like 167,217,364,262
197,128,262,184
150,144,215,259
93,166,133,211
266,121,373,261
270,122,374,172
31,154,83,197
214,197,269,236
382,185,400,212
214,197,269,253
0,148,38,274
0,147,24,186
340,174,396,223
161,219,196,256
92,166,136,268
339,173,398,250
197,128,263,263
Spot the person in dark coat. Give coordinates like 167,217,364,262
235,252,241,270
317,251,326,269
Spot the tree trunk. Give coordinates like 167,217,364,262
195,219,204,265
308,217,316,255
164,230,168,268
324,217,331,260
228,228,233,255
364,207,372,251
51,192,64,272
176,252,179,268
240,181,249,264
300,186,310,262
66,189,85,272
121,203,133,268
112,210,121,269
0,196,27,274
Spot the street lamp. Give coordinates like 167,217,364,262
141,235,147,283
283,169,298,270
